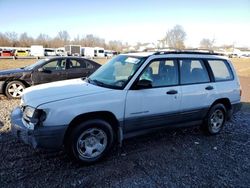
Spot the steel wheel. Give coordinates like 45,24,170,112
77,128,108,159
5,81,25,99
203,103,226,135
210,109,224,133
65,119,114,164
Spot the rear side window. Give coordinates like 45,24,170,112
208,60,233,81
180,59,210,84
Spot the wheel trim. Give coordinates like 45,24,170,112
77,128,108,159
8,83,24,97
210,109,224,132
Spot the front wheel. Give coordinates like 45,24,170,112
5,81,25,99
65,119,114,164
203,103,226,135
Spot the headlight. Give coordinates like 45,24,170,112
24,106,36,118
23,106,46,125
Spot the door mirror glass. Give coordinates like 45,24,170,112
38,67,51,73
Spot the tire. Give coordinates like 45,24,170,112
5,81,25,99
65,119,114,164
203,103,226,135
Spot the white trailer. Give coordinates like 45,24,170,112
30,45,44,57
94,47,105,57
65,45,81,56
81,47,95,58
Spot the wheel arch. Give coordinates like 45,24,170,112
211,98,232,111
63,111,121,145
208,98,232,120
3,79,29,95
4,79,29,90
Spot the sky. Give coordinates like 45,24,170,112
0,0,250,47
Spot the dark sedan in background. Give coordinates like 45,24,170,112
0,57,101,98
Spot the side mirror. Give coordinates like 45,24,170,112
38,68,51,73
38,68,44,72
136,79,152,89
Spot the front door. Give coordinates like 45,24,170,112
124,59,181,134
32,59,67,84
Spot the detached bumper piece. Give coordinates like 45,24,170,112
11,107,67,149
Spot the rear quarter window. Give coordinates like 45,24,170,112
208,60,233,81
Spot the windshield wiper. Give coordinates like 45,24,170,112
87,78,121,89
91,79,106,86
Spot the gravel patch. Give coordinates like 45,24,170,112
0,97,250,187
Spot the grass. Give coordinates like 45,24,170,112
242,102,250,112
0,58,109,70
230,58,250,77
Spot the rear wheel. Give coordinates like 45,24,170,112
65,119,114,164
203,103,226,135
5,81,25,99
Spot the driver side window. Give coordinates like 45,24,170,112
43,60,65,71
139,59,178,88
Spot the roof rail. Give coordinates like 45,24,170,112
153,49,224,56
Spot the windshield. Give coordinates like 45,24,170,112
24,59,47,70
88,55,146,89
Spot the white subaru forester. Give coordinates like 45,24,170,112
11,51,241,164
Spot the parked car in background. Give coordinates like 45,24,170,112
0,57,100,98
10,51,241,164
44,48,56,56
104,50,114,58
26,49,31,56
1,50,14,56
14,50,29,57
55,48,67,56
94,47,105,57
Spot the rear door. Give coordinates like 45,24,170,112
65,58,93,79
179,59,216,121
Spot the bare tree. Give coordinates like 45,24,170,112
36,33,51,48
0,32,11,46
165,25,186,49
82,34,106,48
0,31,125,51
200,38,215,49
57,30,70,43
19,32,34,47
108,40,123,51
5,32,19,47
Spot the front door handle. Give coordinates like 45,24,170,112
166,90,178,95
205,86,214,90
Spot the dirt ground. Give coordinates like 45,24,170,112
0,100,249,187
0,57,250,187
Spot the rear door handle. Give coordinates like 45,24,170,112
205,86,214,90
166,90,178,95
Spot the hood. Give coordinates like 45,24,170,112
23,78,112,107
0,68,28,76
